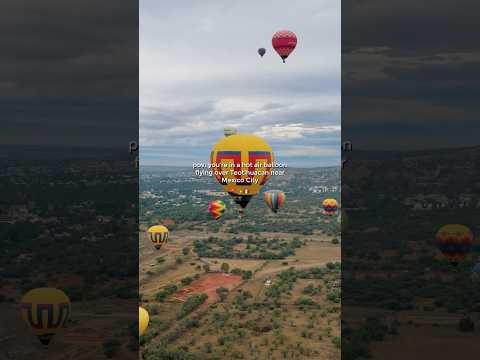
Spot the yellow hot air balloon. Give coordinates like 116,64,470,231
139,306,149,336
210,133,273,211
20,288,71,346
147,225,169,250
322,198,338,215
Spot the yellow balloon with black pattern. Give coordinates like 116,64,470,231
147,225,169,250
210,133,273,209
20,288,71,347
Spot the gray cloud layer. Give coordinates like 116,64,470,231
343,0,480,150
1,0,138,147
140,0,340,167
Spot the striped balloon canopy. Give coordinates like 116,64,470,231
20,288,71,347
147,225,169,250
435,224,473,264
264,190,285,213
322,198,338,216
208,200,226,220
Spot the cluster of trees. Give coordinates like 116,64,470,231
265,263,341,308
193,236,302,260
230,267,253,280
155,284,178,302
142,345,219,360
226,217,340,237
177,294,208,319
343,317,398,360
344,270,480,312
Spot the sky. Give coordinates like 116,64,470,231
140,0,341,167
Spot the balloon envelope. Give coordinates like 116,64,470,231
208,200,226,220
322,198,338,215
435,224,473,264
20,288,71,346
139,307,149,336
272,30,297,62
264,190,285,213
210,133,273,210
258,48,266,57
147,225,169,250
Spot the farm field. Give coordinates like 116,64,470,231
140,220,341,359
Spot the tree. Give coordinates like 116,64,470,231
182,247,190,256
216,287,229,302
242,270,252,280
221,262,230,273
177,294,208,319
181,276,193,286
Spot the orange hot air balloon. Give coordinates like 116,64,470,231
208,200,226,220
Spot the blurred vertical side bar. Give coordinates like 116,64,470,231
342,0,480,359
0,1,139,359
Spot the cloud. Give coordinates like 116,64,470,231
140,0,340,166
0,0,137,147
255,123,340,140
278,145,340,157
343,0,480,150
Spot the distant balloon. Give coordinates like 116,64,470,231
264,190,285,213
20,288,71,347
322,198,338,215
210,133,273,213
258,48,266,57
208,200,226,220
435,224,473,264
224,127,237,137
147,225,169,250
139,307,149,336
272,30,297,63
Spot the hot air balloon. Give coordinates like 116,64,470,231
272,30,297,63
147,225,169,250
20,288,71,347
264,190,285,213
435,224,473,264
322,198,338,215
139,307,149,336
208,200,226,220
224,127,237,137
210,133,273,214
258,48,266,57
